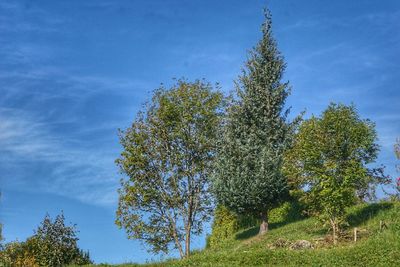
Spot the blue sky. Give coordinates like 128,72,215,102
1,0,399,264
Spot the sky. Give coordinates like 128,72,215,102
0,0,399,264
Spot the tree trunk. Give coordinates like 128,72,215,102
330,219,337,245
333,223,337,245
169,217,184,258
185,227,191,258
259,211,269,235
173,227,184,258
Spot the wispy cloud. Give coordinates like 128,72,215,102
282,10,400,32
0,1,64,33
280,8,400,185
0,50,153,206
0,0,160,207
0,0,151,206
0,107,120,206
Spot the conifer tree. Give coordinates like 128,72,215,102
212,10,296,235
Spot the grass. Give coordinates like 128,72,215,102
72,201,400,267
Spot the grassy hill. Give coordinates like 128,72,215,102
77,201,400,266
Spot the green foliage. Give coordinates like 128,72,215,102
0,213,92,267
116,79,224,258
33,213,92,266
0,239,39,267
269,201,304,225
207,205,264,248
283,103,387,243
212,10,299,233
207,201,304,248
207,206,239,248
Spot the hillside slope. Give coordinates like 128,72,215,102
78,201,400,267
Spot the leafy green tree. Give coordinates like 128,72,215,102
116,79,224,258
34,213,92,266
283,103,386,244
0,213,91,266
212,10,298,235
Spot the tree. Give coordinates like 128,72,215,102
283,103,386,244
212,10,297,235
34,213,91,266
0,213,91,266
116,79,224,258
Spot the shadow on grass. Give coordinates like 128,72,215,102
235,226,259,240
346,202,393,227
235,202,393,241
235,217,307,240
235,201,307,240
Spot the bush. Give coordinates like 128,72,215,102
34,213,92,266
0,239,39,267
206,205,260,248
269,201,305,224
207,201,305,248
207,206,240,248
0,213,92,267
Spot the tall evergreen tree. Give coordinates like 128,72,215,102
212,10,297,235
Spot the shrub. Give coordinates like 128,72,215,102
34,213,92,266
0,213,92,267
0,239,39,267
207,201,304,248
269,201,305,224
207,206,240,248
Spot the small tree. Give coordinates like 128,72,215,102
284,103,386,244
34,213,92,266
116,79,223,258
212,10,298,235
0,213,91,266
